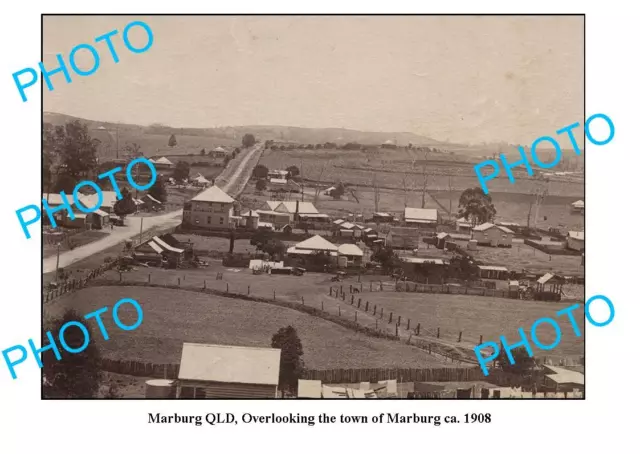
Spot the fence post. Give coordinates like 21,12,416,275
338,305,341,316
376,319,378,330
204,280,206,289
407,318,410,330
273,290,276,300
321,300,324,311
365,301,369,312
351,295,354,305
119,272,122,282
397,315,401,326
340,285,343,294
349,285,352,293
357,300,361,309
395,324,398,337
342,293,345,301
479,335,483,345
355,311,358,323
389,312,393,323
226,283,229,293
329,287,332,296
373,304,376,315
148,274,151,283
178,278,181,286
437,327,440,338
370,282,372,291
458,331,462,342
301,296,304,305
416,323,420,336
380,307,384,319
360,283,363,292
247,285,250,295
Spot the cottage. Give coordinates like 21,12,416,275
177,343,281,398
566,231,584,252
211,146,229,158
191,173,211,188
183,185,235,230
153,156,174,170
570,200,585,214
141,194,163,211
267,169,289,180
386,227,419,250
85,209,110,229
337,243,364,267
262,200,319,223
456,217,473,233
77,191,121,215
398,257,447,284
477,265,509,280
404,207,439,227
542,365,584,392
287,235,338,257
436,232,451,249
255,210,291,229
471,223,514,247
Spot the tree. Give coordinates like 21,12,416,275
250,231,271,248
173,161,190,182
124,142,142,157
261,239,286,260
255,179,267,191
168,134,177,147
458,187,497,227
229,229,235,254
53,173,77,194
286,165,300,179
253,164,269,179
271,326,304,394
43,309,102,398
43,123,65,194
113,187,137,219
200,148,205,156
242,134,256,148
330,182,345,200
148,175,168,203
55,120,99,180
496,347,536,376
223,155,231,167
234,147,241,157
448,254,478,281
371,246,402,274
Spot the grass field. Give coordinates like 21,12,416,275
48,286,449,369
43,230,110,259
467,242,584,276
360,292,585,359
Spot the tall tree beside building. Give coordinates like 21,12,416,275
458,187,497,227
496,347,536,376
148,175,168,203
43,309,102,398
242,133,256,148
271,326,304,395
168,134,177,147
253,164,269,179
255,179,267,191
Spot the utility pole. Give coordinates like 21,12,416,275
55,243,61,282
448,176,453,221
139,217,144,244
115,122,120,160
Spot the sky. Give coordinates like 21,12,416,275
43,15,584,145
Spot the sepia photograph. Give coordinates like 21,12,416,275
40,14,585,399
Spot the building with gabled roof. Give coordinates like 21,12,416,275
471,223,513,247
177,343,281,398
183,185,236,230
566,231,584,252
404,207,439,226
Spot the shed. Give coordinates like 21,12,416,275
537,273,564,295
477,265,509,280
436,232,451,249
177,343,281,398
566,231,585,252
542,365,584,392
404,207,439,226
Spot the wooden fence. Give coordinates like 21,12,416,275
394,281,511,298
43,259,119,303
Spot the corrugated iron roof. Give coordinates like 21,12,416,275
190,185,235,204
404,207,438,222
338,244,364,257
295,235,338,251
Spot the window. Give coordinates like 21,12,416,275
219,217,224,225
207,216,211,224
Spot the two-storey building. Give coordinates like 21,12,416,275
182,185,235,230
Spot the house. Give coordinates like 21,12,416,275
240,210,260,230
183,185,235,230
287,235,338,257
78,191,121,215
399,257,447,284
85,209,110,229
404,207,439,227
140,194,163,211
537,273,564,295
268,169,289,180
542,365,584,392
255,210,291,230
133,235,185,266
153,157,174,170
268,178,300,194
211,146,229,158
191,173,211,188
42,193,79,226
477,265,509,280
570,200,585,214
386,227,419,250
471,223,514,247
337,243,364,267
262,200,319,223
456,217,473,233
566,231,584,252
372,212,394,223
177,343,281,398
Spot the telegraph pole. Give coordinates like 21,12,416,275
139,217,144,244
55,243,61,283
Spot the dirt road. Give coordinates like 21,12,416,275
42,143,265,274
